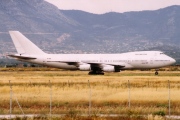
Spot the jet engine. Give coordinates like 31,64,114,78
79,64,91,71
102,65,120,72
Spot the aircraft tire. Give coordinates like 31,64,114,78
88,71,104,75
155,71,158,75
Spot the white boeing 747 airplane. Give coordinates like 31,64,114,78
8,31,176,75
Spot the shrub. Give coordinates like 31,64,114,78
153,111,165,116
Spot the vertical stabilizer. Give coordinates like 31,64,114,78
9,31,45,55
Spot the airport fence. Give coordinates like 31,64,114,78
1,79,180,119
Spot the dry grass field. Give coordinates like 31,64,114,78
0,67,179,119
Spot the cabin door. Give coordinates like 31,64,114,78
42,58,47,65
150,58,154,65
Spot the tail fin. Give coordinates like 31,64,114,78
9,31,45,55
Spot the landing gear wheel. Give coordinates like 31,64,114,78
88,72,94,75
99,72,104,75
88,71,104,75
155,71,158,75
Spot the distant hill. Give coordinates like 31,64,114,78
61,6,180,59
0,0,179,61
0,0,79,53
61,6,180,48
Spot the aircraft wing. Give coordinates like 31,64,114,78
8,54,36,60
57,61,125,69
86,62,125,70
51,61,80,66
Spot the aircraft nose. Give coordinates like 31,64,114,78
170,58,176,64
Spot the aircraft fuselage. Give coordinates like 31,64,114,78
17,51,175,70
8,31,176,75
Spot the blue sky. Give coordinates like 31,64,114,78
45,0,180,14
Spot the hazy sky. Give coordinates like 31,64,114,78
45,0,180,14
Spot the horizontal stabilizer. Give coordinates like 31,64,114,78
8,54,36,60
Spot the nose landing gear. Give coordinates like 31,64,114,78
155,69,159,75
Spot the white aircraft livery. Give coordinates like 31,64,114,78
9,31,176,75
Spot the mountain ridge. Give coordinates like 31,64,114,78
0,0,179,60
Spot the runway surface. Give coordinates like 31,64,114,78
0,114,180,119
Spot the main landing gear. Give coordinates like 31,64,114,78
155,69,159,75
88,70,104,75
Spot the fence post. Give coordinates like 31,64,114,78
168,80,171,118
68,80,70,88
9,80,12,119
49,80,52,119
107,80,109,88
88,80,91,116
128,80,131,108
